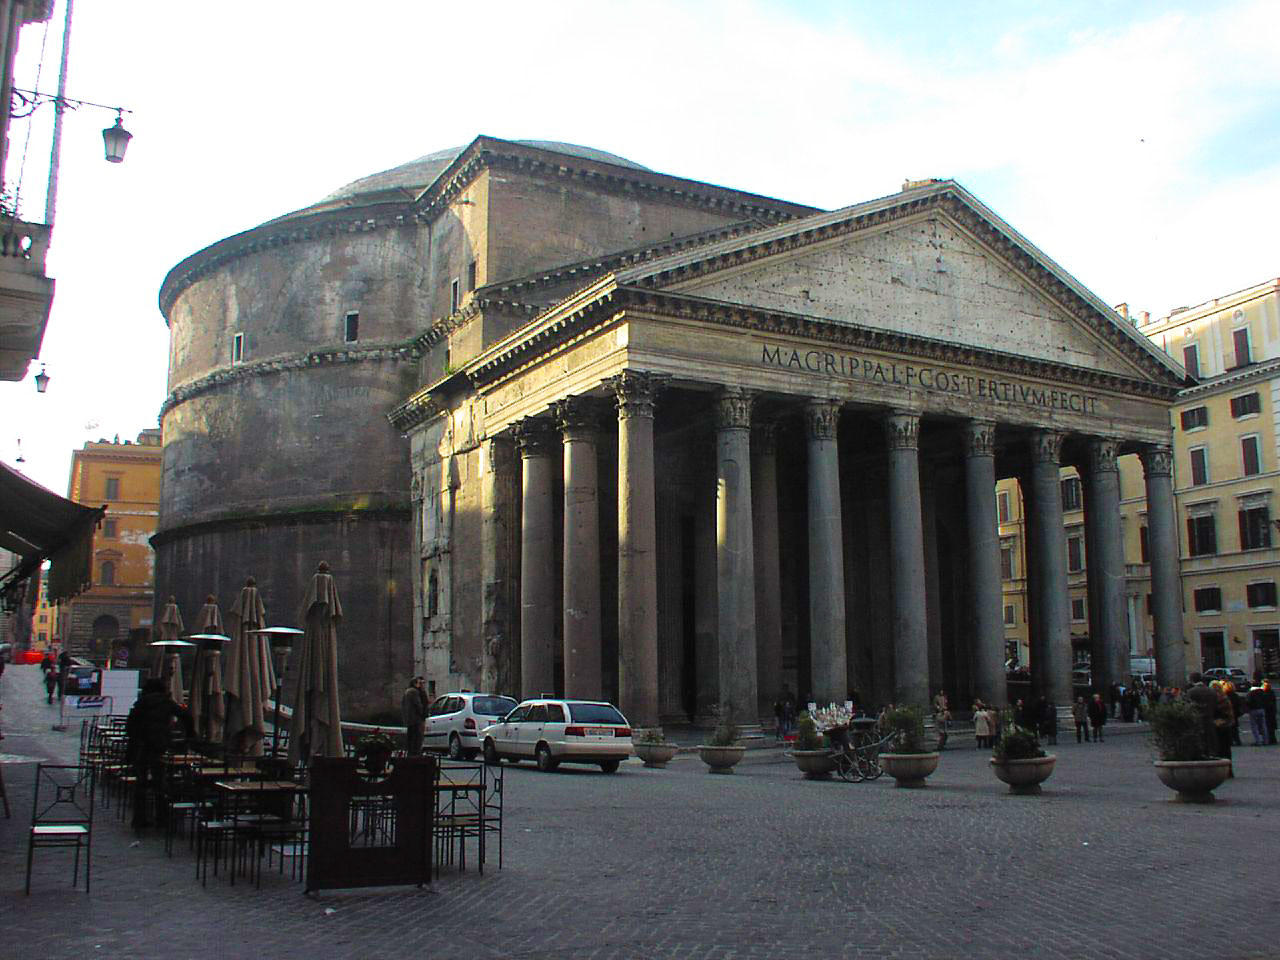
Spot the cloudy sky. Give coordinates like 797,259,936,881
2,0,1278,492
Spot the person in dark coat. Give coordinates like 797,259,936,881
401,676,427,756
1263,680,1277,745
1213,683,1235,775
43,663,58,703
1226,683,1244,746
1087,693,1107,743
56,649,72,701
1037,698,1058,745
1184,673,1219,759
125,678,194,829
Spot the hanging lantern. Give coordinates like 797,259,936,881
34,364,48,393
102,114,132,163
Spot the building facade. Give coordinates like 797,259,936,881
58,429,161,660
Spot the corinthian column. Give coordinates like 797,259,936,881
1084,438,1128,697
752,420,783,722
965,420,1006,707
1141,444,1187,686
1027,430,1073,707
885,412,929,707
554,396,602,700
715,387,758,726
516,419,557,699
608,371,663,730
806,399,847,707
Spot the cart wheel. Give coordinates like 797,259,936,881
836,753,861,782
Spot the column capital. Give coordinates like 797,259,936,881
804,399,840,441
514,418,557,458
606,370,667,420
1029,429,1064,464
1139,444,1174,478
714,387,754,431
964,419,997,458
884,411,920,451
553,396,599,440
751,420,778,456
1088,437,1120,475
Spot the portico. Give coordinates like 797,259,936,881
395,180,1187,729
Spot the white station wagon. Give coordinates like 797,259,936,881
480,699,633,773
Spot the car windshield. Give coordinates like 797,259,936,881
473,696,517,716
568,703,626,724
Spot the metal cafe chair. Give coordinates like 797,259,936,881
25,764,95,894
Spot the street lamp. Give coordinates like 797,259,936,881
34,365,48,393
101,112,131,163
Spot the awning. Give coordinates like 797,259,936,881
0,460,104,603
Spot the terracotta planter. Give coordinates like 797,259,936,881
879,752,940,788
698,745,746,774
990,755,1056,795
792,749,836,780
1153,758,1232,803
634,741,679,768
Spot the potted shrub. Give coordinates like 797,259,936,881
791,712,835,780
698,711,746,774
633,728,679,768
355,729,396,775
1148,701,1231,803
990,725,1056,795
878,706,940,788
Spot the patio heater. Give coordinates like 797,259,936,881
250,627,304,756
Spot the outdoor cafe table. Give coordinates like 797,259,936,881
213,780,310,885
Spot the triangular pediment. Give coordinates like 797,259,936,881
615,183,1184,387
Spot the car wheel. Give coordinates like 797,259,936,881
535,743,558,772
464,749,480,760
448,733,464,760
599,759,620,774
483,739,500,766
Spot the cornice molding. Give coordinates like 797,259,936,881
160,343,415,418
1178,357,1280,399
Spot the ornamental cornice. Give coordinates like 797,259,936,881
1177,357,1280,399
387,389,446,433
161,343,415,418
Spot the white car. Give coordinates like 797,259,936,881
424,692,519,759
480,698,633,773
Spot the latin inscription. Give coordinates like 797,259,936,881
760,344,1100,414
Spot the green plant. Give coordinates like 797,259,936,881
355,728,396,754
635,728,667,745
707,709,740,747
793,712,824,751
1147,701,1209,761
881,706,929,754
992,725,1045,762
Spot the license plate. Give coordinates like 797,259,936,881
588,727,615,737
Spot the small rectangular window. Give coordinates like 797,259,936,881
1003,604,1015,626
1000,539,1015,580
1239,505,1272,551
1070,597,1087,622
467,260,478,291
1232,328,1252,367
1182,343,1200,379
1190,447,1208,486
1180,406,1208,430
232,332,245,365
1067,532,1084,573
1230,392,1260,418
1242,436,1261,477
104,477,120,500
997,491,1011,524
1187,514,1217,557
344,312,359,343
1247,581,1277,609
1061,477,1082,511
102,519,117,539
1193,587,1222,613
450,278,460,314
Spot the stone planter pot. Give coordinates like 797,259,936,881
1153,758,1232,803
634,741,679,768
879,752,940,788
990,755,1056,795
698,745,746,774
792,749,836,780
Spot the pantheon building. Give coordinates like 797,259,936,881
159,137,1187,724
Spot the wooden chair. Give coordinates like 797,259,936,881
25,764,94,894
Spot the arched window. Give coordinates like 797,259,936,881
100,560,115,586
427,568,439,619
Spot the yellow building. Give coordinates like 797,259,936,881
57,429,162,662
32,568,56,650
1000,278,1280,682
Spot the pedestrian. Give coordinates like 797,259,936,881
1110,682,1123,719
402,675,427,756
1072,696,1090,743
973,700,990,748
1038,698,1058,746
56,648,71,701
39,653,53,674
1262,680,1277,746
1212,681,1235,776
1226,682,1244,747
1185,672,1218,758
933,690,950,750
125,677,194,829
1246,682,1268,746
43,663,58,703
1087,692,1107,742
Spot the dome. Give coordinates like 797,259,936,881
317,140,651,207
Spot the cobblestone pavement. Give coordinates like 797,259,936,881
2,662,1277,960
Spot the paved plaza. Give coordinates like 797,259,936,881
1,662,1277,960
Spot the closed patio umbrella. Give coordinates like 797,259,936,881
289,562,344,765
225,578,273,757
189,595,227,742
157,597,185,704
